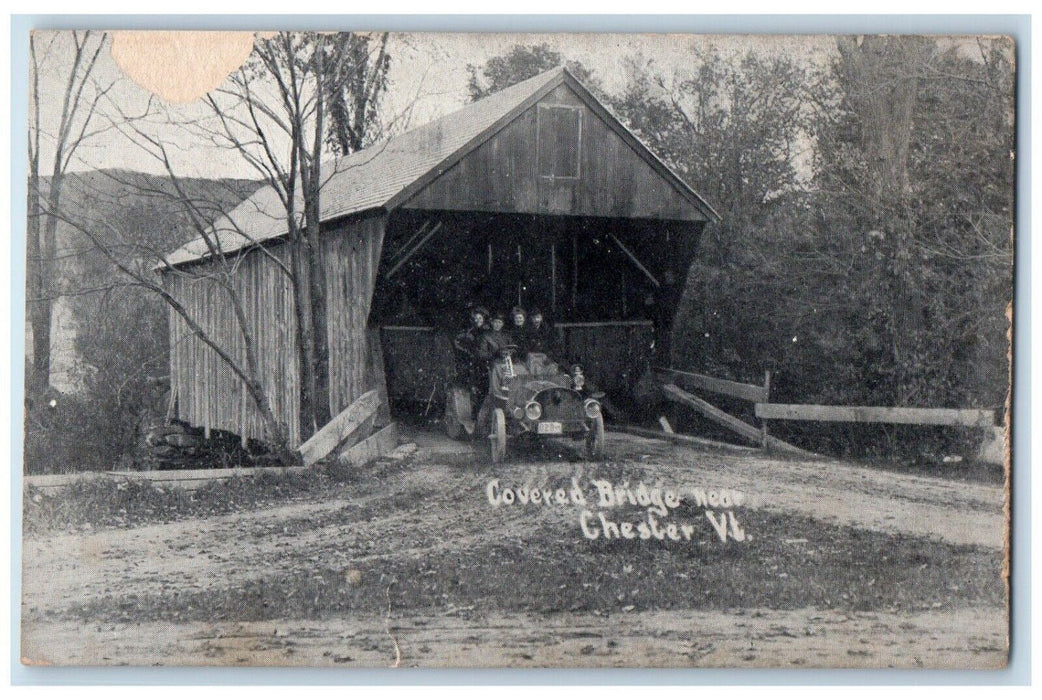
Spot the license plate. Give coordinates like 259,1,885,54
537,421,562,434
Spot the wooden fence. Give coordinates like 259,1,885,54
25,465,312,493
654,366,996,455
754,403,996,428
662,383,763,443
656,366,768,404
651,367,805,452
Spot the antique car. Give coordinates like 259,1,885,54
444,346,606,463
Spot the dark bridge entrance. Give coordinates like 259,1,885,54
370,208,683,418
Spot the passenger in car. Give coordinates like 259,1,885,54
526,308,557,356
453,304,490,398
509,306,528,354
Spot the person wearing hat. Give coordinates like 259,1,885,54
509,306,528,355
525,307,557,356
478,310,515,362
453,305,489,391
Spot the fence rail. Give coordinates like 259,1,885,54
662,383,763,443
380,320,655,333
754,403,996,428
25,465,312,492
655,367,768,403
660,382,810,455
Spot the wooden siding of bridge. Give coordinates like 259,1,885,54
166,245,301,446
402,84,709,222
322,214,389,423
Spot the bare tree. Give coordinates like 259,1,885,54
58,31,398,451
36,134,299,459
27,30,111,392
199,31,393,436
32,31,412,457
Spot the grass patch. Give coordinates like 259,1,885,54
23,470,345,535
61,509,1005,624
854,456,1006,486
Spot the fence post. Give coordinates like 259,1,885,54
761,370,771,450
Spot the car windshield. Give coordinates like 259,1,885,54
491,352,570,391
524,353,559,377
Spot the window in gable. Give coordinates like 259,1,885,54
536,104,582,179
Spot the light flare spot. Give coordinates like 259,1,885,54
111,31,272,104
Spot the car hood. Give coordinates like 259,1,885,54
521,380,581,403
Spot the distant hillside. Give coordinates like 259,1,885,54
46,168,261,268
30,169,261,392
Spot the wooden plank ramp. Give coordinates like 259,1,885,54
755,403,996,428
298,390,380,466
338,423,399,466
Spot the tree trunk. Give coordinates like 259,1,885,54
306,42,332,428
25,175,51,392
305,225,330,427
27,174,65,393
37,177,64,388
290,237,318,438
837,35,925,405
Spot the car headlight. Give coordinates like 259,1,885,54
525,402,542,420
584,399,601,419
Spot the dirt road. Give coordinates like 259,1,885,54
21,431,1008,668
24,607,1006,668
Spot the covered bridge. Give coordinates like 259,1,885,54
160,66,718,448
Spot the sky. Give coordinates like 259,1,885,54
29,31,839,180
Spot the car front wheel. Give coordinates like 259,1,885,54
585,413,605,461
487,408,507,464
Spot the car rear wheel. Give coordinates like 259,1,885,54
444,395,463,439
585,413,606,461
487,408,507,464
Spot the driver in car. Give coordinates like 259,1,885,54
473,311,518,431
478,310,515,363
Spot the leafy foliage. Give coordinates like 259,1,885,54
805,37,1014,415
608,50,815,384
607,40,1012,456
466,43,601,101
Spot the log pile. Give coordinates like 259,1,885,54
144,391,399,470
143,421,276,470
